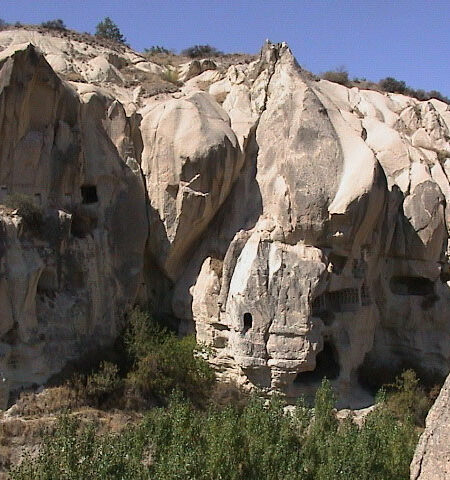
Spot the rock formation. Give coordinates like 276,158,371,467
0,28,449,409
0,40,147,407
411,372,450,479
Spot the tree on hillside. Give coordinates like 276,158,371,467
95,17,126,44
379,77,407,94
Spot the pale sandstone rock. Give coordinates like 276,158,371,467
0,30,450,413
178,58,217,83
411,373,450,480
140,91,243,280
0,44,148,406
173,42,450,406
84,55,124,84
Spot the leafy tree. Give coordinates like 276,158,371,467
41,19,66,30
321,66,349,86
379,76,407,94
181,44,223,58
95,17,126,44
0,18,8,30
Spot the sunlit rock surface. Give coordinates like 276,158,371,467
0,30,449,410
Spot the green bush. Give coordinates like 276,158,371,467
85,361,122,403
41,19,66,30
4,193,43,233
125,308,215,405
321,68,349,86
11,378,419,480
383,369,432,427
10,415,148,480
144,45,173,55
379,76,407,94
181,44,223,58
95,17,126,44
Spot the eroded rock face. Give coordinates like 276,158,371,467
411,373,450,479
1,31,450,409
167,42,450,406
0,44,148,406
140,91,242,280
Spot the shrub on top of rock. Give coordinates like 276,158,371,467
321,67,349,86
181,44,223,58
379,76,407,94
144,45,173,55
41,19,67,31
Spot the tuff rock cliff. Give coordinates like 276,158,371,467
0,29,449,418
411,373,450,479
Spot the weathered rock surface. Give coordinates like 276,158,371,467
140,91,242,279
0,28,449,410
172,42,450,406
411,373,450,479
0,42,147,406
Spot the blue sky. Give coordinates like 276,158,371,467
2,1,449,96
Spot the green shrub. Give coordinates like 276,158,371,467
85,361,122,403
379,77,407,94
383,369,432,427
10,415,148,480
125,308,215,405
144,45,173,55
41,19,66,30
181,44,223,58
4,193,43,233
95,17,126,44
11,377,420,480
321,67,349,86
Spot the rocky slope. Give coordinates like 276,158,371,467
0,28,449,414
411,373,450,479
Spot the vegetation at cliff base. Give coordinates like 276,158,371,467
68,307,215,409
9,308,430,478
11,305,424,480
10,378,419,480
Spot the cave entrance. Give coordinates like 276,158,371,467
81,185,98,204
294,342,340,385
390,276,434,296
243,312,253,334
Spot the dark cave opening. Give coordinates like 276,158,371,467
390,276,434,296
243,312,253,333
294,341,340,385
81,185,98,204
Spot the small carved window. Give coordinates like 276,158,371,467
243,312,253,333
81,185,98,204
